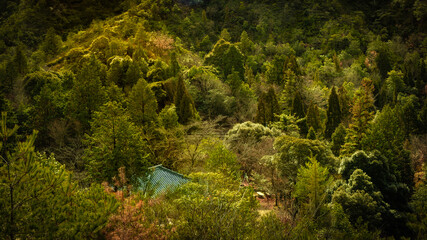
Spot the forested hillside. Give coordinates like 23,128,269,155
0,0,426,239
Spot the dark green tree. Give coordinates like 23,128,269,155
255,87,280,126
341,78,374,156
204,39,244,79
325,86,342,139
362,105,413,189
69,55,107,131
238,30,254,55
292,91,306,119
84,101,150,186
40,27,62,57
331,124,346,156
0,113,118,239
306,103,322,133
169,51,180,77
339,151,412,237
175,77,197,124
128,78,158,127
307,127,316,140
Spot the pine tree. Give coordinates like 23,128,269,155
307,127,316,140
292,91,306,119
325,87,342,139
175,77,197,124
238,30,254,55
84,101,150,186
284,54,301,76
128,78,158,127
169,51,180,77
331,124,346,156
341,78,375,156
294,155,332,217
40,27,62,57
306,103,322,133
256,87,280,126
220,28,231,41
69,55,106,130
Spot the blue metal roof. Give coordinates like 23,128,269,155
138,165,189,196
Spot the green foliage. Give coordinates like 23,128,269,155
325,86,342,139
271,113,300,137
362,105,413,188
306,103,322,134
274,134,337,183
291,91,306,119
175,76,198,124
225,121,278,176
0,113,118,239
410,182,427,239
339,151,410,207
307,127,316,140
68,55,107,131
238,30,255,55
158,104,179,129
40,28,62,58
256,87,280,126
203,139,241,180
186,66,234,117
332,169,386,232
204,39,244,79
84,101,150,186
331,124,346,156
384,70,405,104
294,156,332,217
128,78,158,127
341,78,375,156
171,172,259,239
2,0,426,237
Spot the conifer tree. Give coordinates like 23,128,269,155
169,51,180,77
325,86,342,139
284,54,301,76
40,27,62,57
331,124,346,156
292,91,306,119
220,28,231,41
69,55,106,130
175,76,197,124
307,127,316,140
294,155,332,217
341,78,375,156
256,87,280,126
84,101,150,186
306,103,322,133
128,78,158,127
238,30,254,55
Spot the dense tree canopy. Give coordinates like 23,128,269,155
0,0,426,238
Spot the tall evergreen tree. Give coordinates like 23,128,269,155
169,51,180,77
325,87,342,139
256,87,280,126
69,55,106,131
292,91,306,119
294,155,332,217
175,76,197,124
128,78,158,127
306,103,322,133
84,101,150,186
341,78,375,156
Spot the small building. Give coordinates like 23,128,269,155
138,164,189,197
